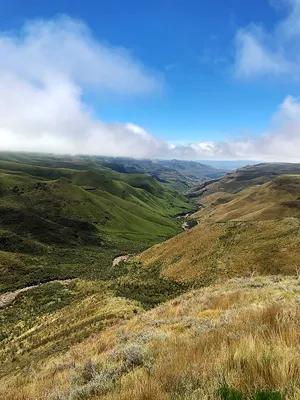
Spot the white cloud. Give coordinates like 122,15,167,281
235,27,290,77
0,15,164,157
2,16,300,162
0,15,159,94
164,95,300,162
234,0,300,78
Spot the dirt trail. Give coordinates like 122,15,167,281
178,213,193,231
0,279,74,309
1,254,133,309
112,254,132,267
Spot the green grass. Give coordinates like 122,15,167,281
0,152,195,293
0,279,142,377
217,385,283,400
111,260,190,309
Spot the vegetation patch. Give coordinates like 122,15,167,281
218,385,283,400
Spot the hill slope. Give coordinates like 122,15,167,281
0,153,194,293
92,156,226,192
3,158,300,400
2,275,299,400
139,170,300,284
194,175,300,223
188,162,300,198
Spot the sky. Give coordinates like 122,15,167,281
1,0,300,161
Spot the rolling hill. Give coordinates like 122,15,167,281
138,167,300,285
187,162,300,198
91,156,226,192
2,157,300,400
193,174,300,223
0,152,195,293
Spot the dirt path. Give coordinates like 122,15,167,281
1,254,133,309
178,213,194,231
112,254,132,267
0,279,74,309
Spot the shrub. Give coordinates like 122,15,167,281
217,385,243,400
49,365,122,400
250,390,283,400
70,360,98,385
122,343,148,370
217,386,284,400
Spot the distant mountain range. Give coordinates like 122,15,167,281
89,156,227,192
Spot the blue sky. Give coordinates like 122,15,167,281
1,0,300,160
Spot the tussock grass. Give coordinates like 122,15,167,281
2,276,300,400
138,218,300,283
194,175,300,223
0,280,142,378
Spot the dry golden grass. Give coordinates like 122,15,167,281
3,173,300,399
194,175,300,223
2,276,300,400
138,218,300,283
0,280,141,382
197,191,235,208
138,175,300,284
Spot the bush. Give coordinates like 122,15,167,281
217,386,284,400
122,343,148,370
251,390,283,400
217,385,243,400
49,365,122,400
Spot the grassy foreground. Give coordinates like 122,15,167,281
1,276,299,399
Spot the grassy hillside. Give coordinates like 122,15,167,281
93,156,195,192
188,162,300,199
3,157,300,400
0,152,194,293
194,175,300,223
157,159,226,181
139,172,300,284
90,156,226,193
0,280,141,377
0,152,197,398
2,275,299,399
139,218,300,283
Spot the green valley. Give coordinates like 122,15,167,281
3,157,300,400
0,152,195,294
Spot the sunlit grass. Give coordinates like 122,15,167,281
2,276,300,400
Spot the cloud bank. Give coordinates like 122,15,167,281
234,0,300,78
1,14,300,162
0,16,164,157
